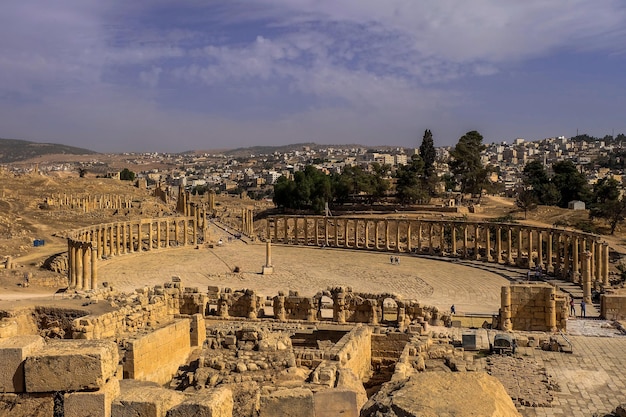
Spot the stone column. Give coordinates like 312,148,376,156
192,217,198,246
94,229,102,260
173,220,179,248
303,218,308,245
595,241,602,288
325,217,330,247
374,220,380,250
76,244,83,290
165,220,170,248
602,243,610,287
546,232,553,273
334,219,339,247
343,219,349,248
406,221,412,253
293,217,299,244
156,221,161,249
148,221,154,250
115,223,121,255
183,219,188,246
582,251,592,303
417,222,422,253
572,237,579,283
537,231,543,269
451,224,457,256
546,287,557,332
589,240,596,283
91,246,98,291
70,241,77,288
562,235,570,280
527,229,534,268
496,227,502,263
365,220,370,249
500,286,512,331
284,216,289,243
554,233,561,275
384,220,390,250
507,227,514,265
396,220,401,252
108,225,114,257
485,226,493,262
314,218,320,246
353,219,359,249
83,244,90,290
516,228,523,267
474,224,480,260
463,225,468,259
428,223,434,254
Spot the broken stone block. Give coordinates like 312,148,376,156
166,387,233,417
259,388,314,417
112,380,186,417
0,393,54,417
0,335,45,393
313,389,359,417
24,339,118,392
64,377,120,417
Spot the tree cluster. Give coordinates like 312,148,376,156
521,160,590,208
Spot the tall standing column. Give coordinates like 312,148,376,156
546,232,553,273
516,228,524,267
284,217,289,243
500,286,512,331
303,218,308,245
165,220,170,248
374,221,380,250
595,241,602,288
156,221,161,249
385,220,390,250
148,221,154,250
274,217,279,243
572,237,579,283
334,219,339,247
343,219,349,248
485,226,493,262
582,251,592,303
192,217,197,246
528,229,534,268
507,227,514,265
537,231,543,270
82,245,90,290
108,225,114,257
91,246,98,291
428,223,434,254
76,244,83,290
554,233,561,274
474,224,480,260
451,224,457,256
463,225,468,259
364,220,370,249
417,222,423,253
406,222,412,253
396,220,401,252
563,235,570,280
294,218,299,244
496,227,502,263
182,220,188,246
314,218,320,246
70,242,78,288
602,243,610,287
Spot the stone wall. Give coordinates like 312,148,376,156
601,293,626,320
326,326,373,381
501,284,566,332
123,318,192,385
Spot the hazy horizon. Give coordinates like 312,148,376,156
1,1,625,153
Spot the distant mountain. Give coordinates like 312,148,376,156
0,138,97,163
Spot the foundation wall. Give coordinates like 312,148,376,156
508,284,559,332
123,318,192,385
327,326,372,380
601,294,626,320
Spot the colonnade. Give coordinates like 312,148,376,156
67,215,204,291
242,208,254,237
268,216,611,301
46,193,133,213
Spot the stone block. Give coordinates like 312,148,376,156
25,340,119,392
259,388,314,417
0,336,45,393
0,393,54,417
64,377,120,417
190,314,206,348
313,389,358,417
112,380,186,417
166,387,233,417
0,320,18,338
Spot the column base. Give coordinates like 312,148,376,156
262,265,274,275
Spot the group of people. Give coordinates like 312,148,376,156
389,256,400,265
569,298,587,318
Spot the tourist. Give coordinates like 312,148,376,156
580,300,586,318
395,256,400,265
569,298,576,317
390,255,394,264
450,304,456,315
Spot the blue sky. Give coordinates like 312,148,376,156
1,1,625,153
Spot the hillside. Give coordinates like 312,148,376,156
0,138,97,163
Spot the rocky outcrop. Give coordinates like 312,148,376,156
361,371,522,417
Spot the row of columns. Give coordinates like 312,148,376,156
242,208,254,237
268,216,611,295
67,216,202,291
48,193,132,212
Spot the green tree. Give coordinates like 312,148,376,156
515,188,538,219
551,160,591,207
369,163,391,203
395,154,429,204
589,177,626,234
522,161,560,205
272,166,331,213
419,129,436,179
120,168,136,181
449,131,489,201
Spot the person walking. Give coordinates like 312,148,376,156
569,298,576,317
450,304,456,315
580,300,586,318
